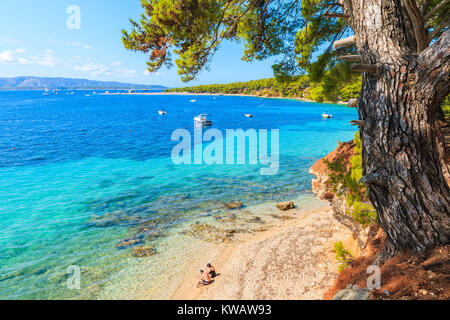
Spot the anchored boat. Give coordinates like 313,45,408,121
194,114,212,126
322,112,332,119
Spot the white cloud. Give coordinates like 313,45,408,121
34,49,65,67
112,61,123,67
0,48,66,68
0,35,19,44
48,39,92,50
72,42,92,50
115,68,138,78
0,49,30,65
143,69,164,77
74,62,110,76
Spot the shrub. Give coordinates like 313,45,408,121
324,132,377,227
334,241,354,272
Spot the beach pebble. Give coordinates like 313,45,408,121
276,202,295,211
132,246,157,258
224,201,243,209
116,235,144,249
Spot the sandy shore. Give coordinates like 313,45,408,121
170,205,353,300
102,91,347,105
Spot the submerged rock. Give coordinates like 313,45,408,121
214,213,237,223
276,202,295,211
271,214,294,220
247,217,265,224
132,246,157,258
87,211,142,228
181,223,243,243
133,227,166,241
116,235,144,249
224,201,243,209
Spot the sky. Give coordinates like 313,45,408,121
0,0,279,87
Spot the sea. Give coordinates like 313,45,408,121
0,90,357,299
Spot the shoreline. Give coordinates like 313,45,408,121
169,204,355,300
102,91,349,105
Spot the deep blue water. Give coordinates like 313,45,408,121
0,90,357,299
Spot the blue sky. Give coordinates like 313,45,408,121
0,0,278,87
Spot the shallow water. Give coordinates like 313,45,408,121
0,91,357,299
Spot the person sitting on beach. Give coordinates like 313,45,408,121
193,270,211,288
206,263,216,278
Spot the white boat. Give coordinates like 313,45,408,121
322,112,332,119
244,114,253,118
190,99,197,103
194,114,212,126
158,110,167,115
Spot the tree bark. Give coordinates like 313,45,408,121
344,0,450,264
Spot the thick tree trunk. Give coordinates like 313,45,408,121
344,0,450,263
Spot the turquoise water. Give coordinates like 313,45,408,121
0,91,357,299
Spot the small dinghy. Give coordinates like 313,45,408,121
158,110,167,115
322,112,332,119
190,99,197,103
244,114,253,118
194,114,212,126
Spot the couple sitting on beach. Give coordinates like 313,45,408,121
193,263,216,288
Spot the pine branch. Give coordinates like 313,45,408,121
428,19,450,41
425,0,450,21
403,0,428,51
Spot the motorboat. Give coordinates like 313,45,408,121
194,114,212,126
158,110,167,115
322,112,332,119
190,99,197,103
244,114,253,118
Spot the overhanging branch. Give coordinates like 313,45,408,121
403,0,428,51
425,0,450,21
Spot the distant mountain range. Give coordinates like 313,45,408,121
0,76,167,90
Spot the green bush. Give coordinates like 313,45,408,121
324,132,377,227
166,68,362,103
442,94,450,119
334,241,354,272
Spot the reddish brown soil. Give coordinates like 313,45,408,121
310,141,356,174
324,225,450,300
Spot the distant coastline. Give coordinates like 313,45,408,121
0,76,167,91
103,90,350,105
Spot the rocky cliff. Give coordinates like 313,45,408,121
309,141,368,253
